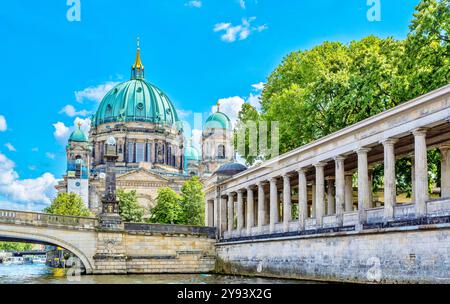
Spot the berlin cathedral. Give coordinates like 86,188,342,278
56,40,238,213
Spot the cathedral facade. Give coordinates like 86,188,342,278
56,42,234,213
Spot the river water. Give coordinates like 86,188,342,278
0,264,312,284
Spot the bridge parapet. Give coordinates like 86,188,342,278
124,222,216,238
0,210,98,230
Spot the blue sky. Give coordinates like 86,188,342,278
0,0,420,211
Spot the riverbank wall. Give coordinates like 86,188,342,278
215,223,450,284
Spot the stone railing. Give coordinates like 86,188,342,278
220,199,450,241
124,222,216,238
0,209,98,229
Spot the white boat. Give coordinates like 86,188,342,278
32,256,47,264
2,257,24,265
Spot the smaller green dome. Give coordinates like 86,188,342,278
205,111,232,130
185,146,201,161
69,127,88,142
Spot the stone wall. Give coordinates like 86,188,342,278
93,230,216,274
215,224,450,283
123,232,216,273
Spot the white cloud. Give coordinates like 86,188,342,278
214,17,267,43
46,152,56,160
186,0,202,8
4,143,16,152
53,122,71,144
74,117,92,135
247,93,262,112
75,82,119,103
239,0,246,9
59,104,90,117
0,152,57,211
52,117,91,145
212,96,245,127
252,82,265,91
0,115,7,132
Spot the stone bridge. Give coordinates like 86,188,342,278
204,84,450,283
0,210,216,275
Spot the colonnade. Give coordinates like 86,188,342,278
206,128,450,238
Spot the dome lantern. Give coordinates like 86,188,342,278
131,37,145,80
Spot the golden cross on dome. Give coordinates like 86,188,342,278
77,122,82,128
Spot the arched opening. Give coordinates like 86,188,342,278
0,231,93,275
217,144,226,159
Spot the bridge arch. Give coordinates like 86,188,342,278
0,229,94,274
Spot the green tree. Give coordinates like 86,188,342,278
180,177,205,226
148,187,183,224
401,0,449,101
117,189,145,223
0,242,33,252
44,193,91,217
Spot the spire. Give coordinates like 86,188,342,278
217,101,221,112
131,37,145,79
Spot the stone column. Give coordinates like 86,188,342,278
298,168,308,230
257,181,266,232
220,197,228,236
344,173,354,212
326,177,335,216
413,128,428,217
269,177,278,233
315,162,326,226
368,168,374,208
439,144,450,198
213,198,219,228
335,156,346,223
311,182,316,218
411,156,415,204
227,194,234,233
237,190,244,233
283,174,292,232
357,148,371,223
383,139,398,221
206,200,214,227
246,186,254,235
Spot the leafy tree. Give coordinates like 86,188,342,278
0,242,33,252
148,187,183,224
44,193,91,217
236,0,449,193
117,189,145,223
401,0,449,101
179,177,205,226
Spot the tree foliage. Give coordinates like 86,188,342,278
0,242,33,252
148,187,183,224
236,0,449,192
117,189,145,223
44,193,91,217
179,177,205,226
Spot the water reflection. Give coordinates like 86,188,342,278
0,264,312,284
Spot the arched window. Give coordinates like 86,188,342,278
217,144,226,159
105,105,113,119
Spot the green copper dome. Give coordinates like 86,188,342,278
205,111,232,130
69,127,88,142
93,79,179,127
185,146,201,161
92,42,179,127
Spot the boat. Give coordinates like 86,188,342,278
2,257,24,265
32,256,47,264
